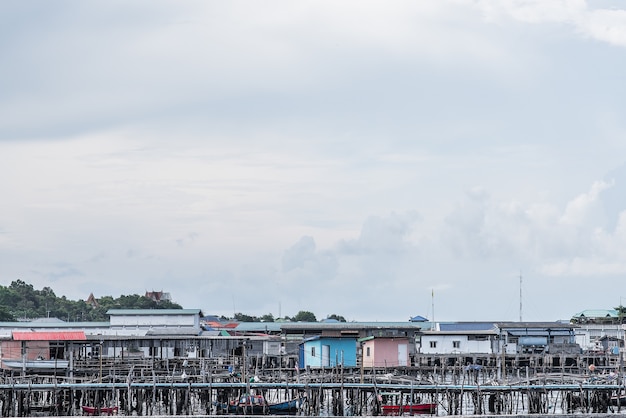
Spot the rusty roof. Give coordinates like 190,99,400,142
12,331,87,341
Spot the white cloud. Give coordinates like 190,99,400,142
477,0,586,25
282,236,338,278
560,180,613,225
584,8,626,47
338,212,420,255
475,0,626,47
3,1,626,322
439,179,626,282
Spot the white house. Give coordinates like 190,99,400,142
419,323,497,355
574,323,625,352
107,309,203,330
419,322,580,356
569,309,625,352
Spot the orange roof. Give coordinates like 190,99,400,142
12,331,87,341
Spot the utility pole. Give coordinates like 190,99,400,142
242,341,246,385
99,340,103,383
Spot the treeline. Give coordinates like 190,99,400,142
0,280,182,322
0,280,346,324
233,311,346,323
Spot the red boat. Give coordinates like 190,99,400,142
81,405,119,415
381,403,437,416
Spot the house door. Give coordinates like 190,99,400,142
397,344,408,366
322,345,330,367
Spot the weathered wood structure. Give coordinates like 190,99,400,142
0,311,624,415
0,350,624,416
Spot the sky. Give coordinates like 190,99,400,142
2,0,626,323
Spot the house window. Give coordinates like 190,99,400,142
311,347,315,357
366,347,371,357
453,341,461,349
468,335,488,341
430,341,437,348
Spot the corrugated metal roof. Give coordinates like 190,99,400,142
301,335,357,343
497,322,577,329
204,321,239,329
439,322,496,332
281,322,423,330
572,309,619,318
145,327,202,336
0,321,109,328
357,335,409,342
106,309,202,315
31,317,65,323
231,322,282,332
12,331,86,341
507,329,572,337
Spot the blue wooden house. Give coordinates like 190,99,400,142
298,336,357,368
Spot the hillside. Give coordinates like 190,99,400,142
0,280,182,322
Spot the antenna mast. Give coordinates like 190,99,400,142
519,271,523,322
431,288,435,326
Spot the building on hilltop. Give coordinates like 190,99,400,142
145,290,172,303
86,293,99,309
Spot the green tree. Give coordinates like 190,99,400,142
0,281,183,322
293,311,317,322
615,305,626,324
260,313,275,322
0,306,15,321
234,313,259,322
9,280,39,319
327,314,346,322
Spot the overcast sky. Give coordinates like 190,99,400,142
2,0,626,322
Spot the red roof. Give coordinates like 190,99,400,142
205,321,239,329
12,331,87,341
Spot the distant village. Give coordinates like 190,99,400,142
1,291,626,417
0,288,624,374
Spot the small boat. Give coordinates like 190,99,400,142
268,397,305,415
213,400,236,415
81,405,119,415
381,403,437,416
230,394,268,415
611,394,626,407
2,359,69,371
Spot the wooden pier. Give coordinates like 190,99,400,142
0,352,624,416
0,380,625,416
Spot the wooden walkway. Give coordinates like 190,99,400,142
0,352,624,416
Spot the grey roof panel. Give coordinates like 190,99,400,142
145,327,202,336
231,322,282,332
107,309,202,315
439,322,496,332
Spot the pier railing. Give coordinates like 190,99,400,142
0,380,625,416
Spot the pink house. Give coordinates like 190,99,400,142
0,330,86,371
360,336,410,368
